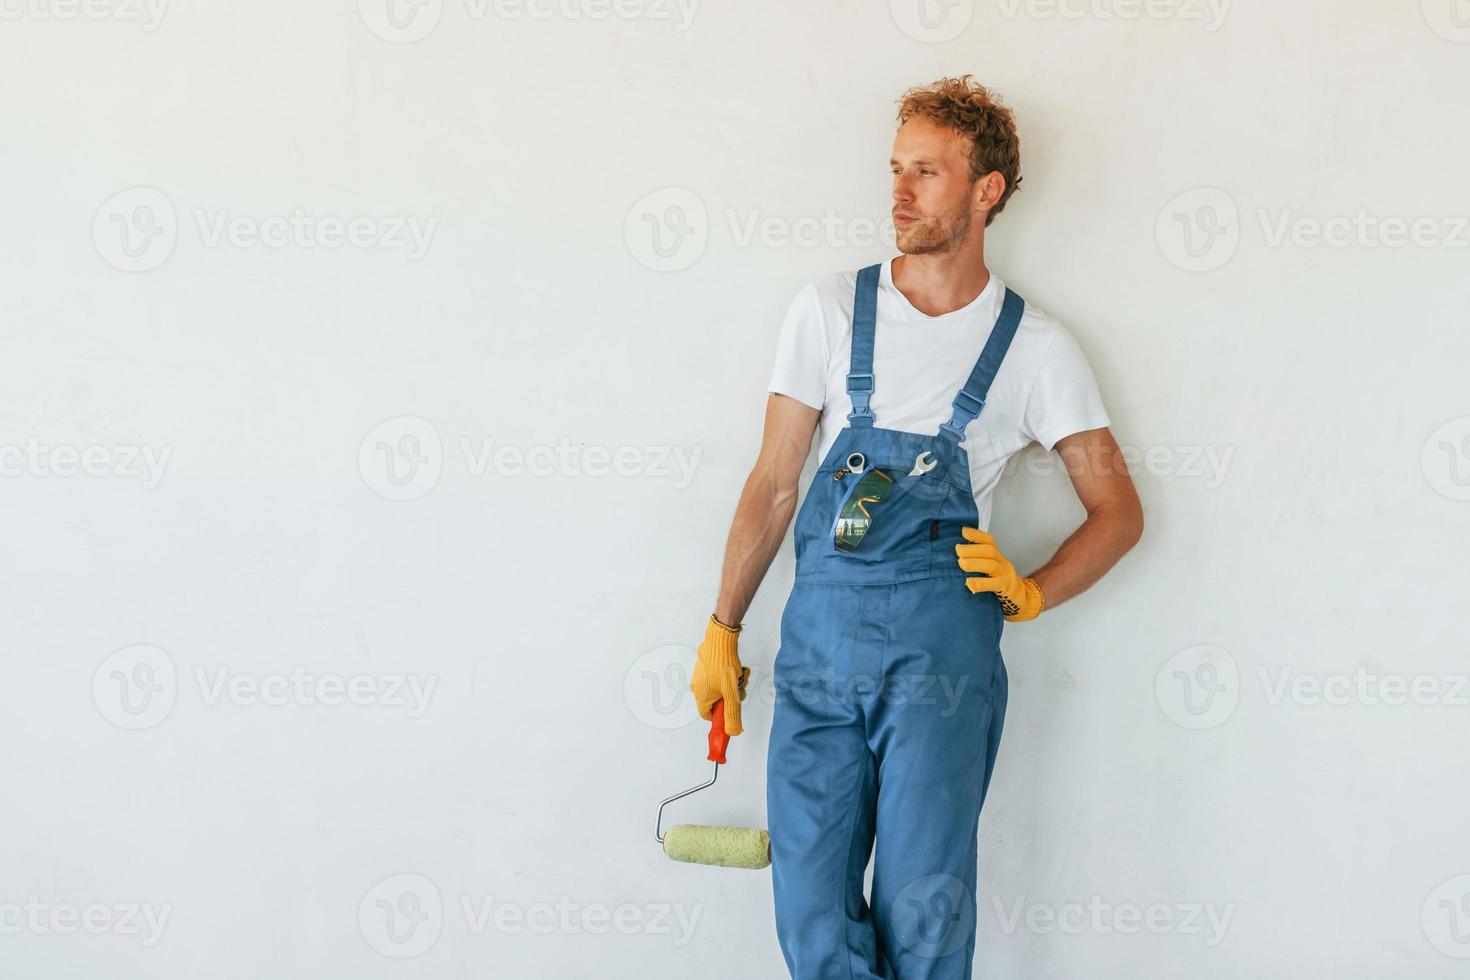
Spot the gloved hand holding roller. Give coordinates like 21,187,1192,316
651,613,768,871
689,613,751,736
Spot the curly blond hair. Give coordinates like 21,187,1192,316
896,75,1022,226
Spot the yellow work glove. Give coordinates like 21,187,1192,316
954,527,1045,622
690,613,752,736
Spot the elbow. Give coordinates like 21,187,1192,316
769,474,802,519
1122,495,1145,551
1092,492,1144,553
748,459,802,519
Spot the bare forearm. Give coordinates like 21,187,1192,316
713,467,799,626
1028,499,1143,612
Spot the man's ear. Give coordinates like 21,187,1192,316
972,171,1005,216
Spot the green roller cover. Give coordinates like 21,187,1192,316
663,824,771,870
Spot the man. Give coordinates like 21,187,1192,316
689,76,1143,979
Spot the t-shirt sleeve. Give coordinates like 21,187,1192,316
1019,322,1112,452
766,282,828,411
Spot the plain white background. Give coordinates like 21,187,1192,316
3,0,1469,977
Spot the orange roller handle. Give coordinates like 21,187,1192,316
707,700,730,764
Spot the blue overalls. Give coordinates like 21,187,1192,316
766,264,1026,979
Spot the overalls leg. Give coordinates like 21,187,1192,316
767,582,889,979
866,578,1008,980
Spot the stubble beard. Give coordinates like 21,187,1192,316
895,200,974,255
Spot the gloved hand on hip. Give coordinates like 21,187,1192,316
690,613,751,736
955,527,1045,622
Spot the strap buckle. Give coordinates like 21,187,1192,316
939,391,985,441
951,390,984,418
846,372,875,393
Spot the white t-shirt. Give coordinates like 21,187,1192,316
767,256,1111,528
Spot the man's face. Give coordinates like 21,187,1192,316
890,117,984,255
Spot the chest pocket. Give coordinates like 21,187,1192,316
826,464,952,565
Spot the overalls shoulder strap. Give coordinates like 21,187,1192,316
938,286,1026,442
845,264,882,427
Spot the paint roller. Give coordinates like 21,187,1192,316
654,700,771,870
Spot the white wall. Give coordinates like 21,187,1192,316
3,1,1468,977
